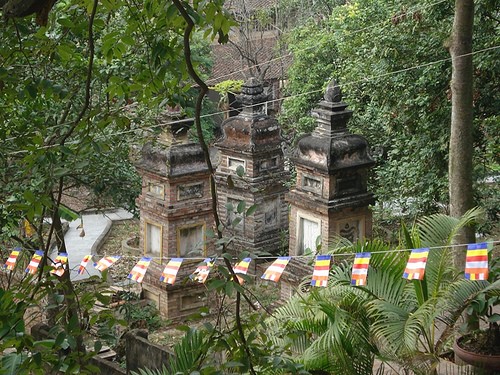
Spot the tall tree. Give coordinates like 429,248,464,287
448,0,476,268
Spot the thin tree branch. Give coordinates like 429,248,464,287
59,0,99,146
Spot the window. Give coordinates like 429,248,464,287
145,223,162,257
178,224,204,257
302,174,322,193
228,157,245,172
148,182,164,197
178,182,204,201
260,157,278,171
298,217,321,255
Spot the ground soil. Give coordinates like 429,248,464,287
98,219,141,283
457,328,500,355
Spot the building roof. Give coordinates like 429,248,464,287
208,37,291,85
224,0,278,13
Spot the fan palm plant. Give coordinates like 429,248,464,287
269,208,500,374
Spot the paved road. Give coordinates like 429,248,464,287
62,209,134,281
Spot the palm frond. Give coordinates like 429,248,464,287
418,207,484,247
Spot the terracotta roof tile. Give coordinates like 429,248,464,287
208,37,291,85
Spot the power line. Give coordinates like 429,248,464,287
206,0,449,84
3,240,499,263
3,44,499,156
1,0,449,145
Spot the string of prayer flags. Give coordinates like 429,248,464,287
95,255,121,272
4,249,20,270
128,257,152,283
50,253,68,277
192,258,214,284
311,255,331,287
160,258,183,285
261,256,291,282
234,257,252,284
403,248,430,280
78,255,92,275
25,250,44,274
465,242,489,281
351,252,371,286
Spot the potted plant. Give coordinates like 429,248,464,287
454,257,500,373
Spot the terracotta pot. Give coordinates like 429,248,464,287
453,336,500,372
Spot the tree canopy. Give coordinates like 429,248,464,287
280,0,499,217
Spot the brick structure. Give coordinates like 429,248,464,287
135,110,214,319
287,80,375,257
140,260,213,320
215,77,289,255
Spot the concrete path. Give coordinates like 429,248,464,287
63,209,134,281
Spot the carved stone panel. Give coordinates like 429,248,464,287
177,182,204,201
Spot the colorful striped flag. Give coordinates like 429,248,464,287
160,258,184,285
311,255,331,287
25,250,44,274
465,242,489,281
50,253,68,277
403,248,430,280
234,257,252,284
95,256,121,272
128,257,152,283
78,255,92,275
4,249,20,270
192,258,214,284
351,252,371,286
261,257,291,282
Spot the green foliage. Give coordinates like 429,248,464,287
280,0,499,217
269,209,495,374
119,298,163,331
0,0,233,372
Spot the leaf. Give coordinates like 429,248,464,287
1,352,25,375
237,200,246,214
236,165,245,177
58,205,79,221
246,204,257,217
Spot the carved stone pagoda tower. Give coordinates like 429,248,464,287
135,109,214,320
287,80,375,256
215,77,289,255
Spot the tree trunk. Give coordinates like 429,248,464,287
449,0,475,270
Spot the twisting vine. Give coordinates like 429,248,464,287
171,1,257,373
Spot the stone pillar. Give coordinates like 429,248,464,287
135,109,215,320
215,77,289,255
135,109,214,262
287,80,375,256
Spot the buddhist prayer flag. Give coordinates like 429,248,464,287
78,255,92,275
95,256,121,272
128,257,152,283
192,258,214,283
261,256,291,282
234,257,252,284
403,248,430,280
50,253,68,277
25,250,44,274
311,255,331,287
4,249,20,270
160,258,183,285
351,252,371,286
465,242,489,281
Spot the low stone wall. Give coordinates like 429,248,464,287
125,329,174,374
31,324,175,375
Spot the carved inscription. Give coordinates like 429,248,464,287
178,183,203,201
